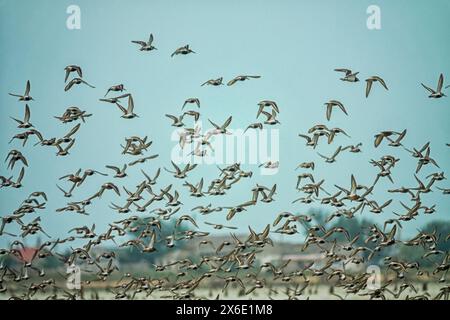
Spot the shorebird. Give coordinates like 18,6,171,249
260,184,277,203
55,139,76,156
192,204,222,215
171,45,195,57
259,160,279,169
318,146,343,163
183,110,200,122
56,123,81,145
183,178,205,197
165,190,182,206
416,147,439,173
386,129,407,147
334,68,359,82
404,141,430,158
10,167,25,189
132,33,157,51
296,173,315,188
335,174,361,201
324,100,347,121
64,65,82,82
142,232,157,253
9,80,34,101
105,164,128,178
208,116,233,134
115,95,138,119
165,114,184,127
128,155,158,166
374,131,401,148
78,169,107,186
176,215,198,228
342,143,362,153
227,75,261,86
64,78,95,91
104,84,126,97
421,73,446,98
94,182,121,198
204,222,237,230
257,100,279,118
54,106,92,123
365,76,388,97
10,104,33,128
296,161,315,170
9,129,42,147
224,200,255,220
56,184,75,197
260,110,280,125
201,77,223,86
368,199,393,214
182,98,200,109
99,93,130,105
164,161,197,179
244,122,263,133
327,128,350,144
5,150,28,170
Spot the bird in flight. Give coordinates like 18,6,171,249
421,73,446,98
64,77,95,91
334,68,359,82
9,80,34,101
171,44,195,57
227,75,261,86
64,65,82,83
132,33,157,51
114,95,138,119
365,76,388,97
324,100,348,121
10,104,33,129
201,77,223,86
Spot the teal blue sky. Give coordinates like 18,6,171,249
0,0,449,246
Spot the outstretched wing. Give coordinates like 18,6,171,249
227,77,238,86
64,79,75,92
24,104,30,122
222,116,232,129
375,76,388,90
127,95,134,113
437,73,444,92
421,83,434,93
65,123,81,138
25,80,31,96
132,40,146,46
365,80,373,98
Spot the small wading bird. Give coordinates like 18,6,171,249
171,45,195,57
11,105,33,128
324,100,347,121
64,65,82,82
201,77,223,86
9,80,34,101
365,75,388,97
132,33,157,51
421,73,446,98
227,75,261,86
64,78,95,91
114,95,138,119
334,68,359,82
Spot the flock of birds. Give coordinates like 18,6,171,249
0,33,449,300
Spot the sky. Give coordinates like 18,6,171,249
0,0,449,247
